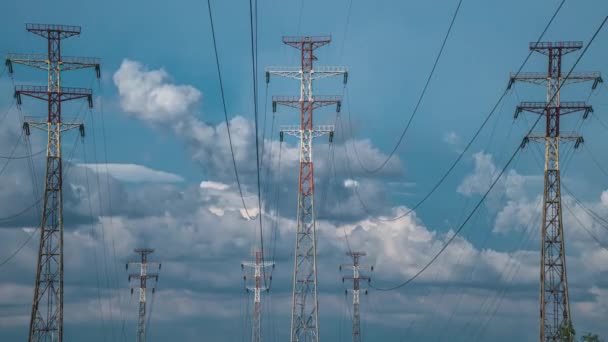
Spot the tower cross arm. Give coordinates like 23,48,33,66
266,66,302,81
343,276,371,281
5,53,47,70
508,71,602,89
5,53,101,76
266,66,348,83
26,23,81,39
272,95,342,111
14,85,94,107
242,261,275,268
128,273,160,281
514,101,593,118
529,41,583,54
522,134,584,148
280,125,334,139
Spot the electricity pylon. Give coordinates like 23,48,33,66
508,41,602,342
5,23,100,342
340,252,372,342
266,35,347,342
127,248,161,342
242,249,275,342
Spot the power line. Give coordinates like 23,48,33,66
562,183,608,233
86,108,118,340
248,0,268,287
0,148,45,159
97,77,129,342
0,129,24,178
0,134,82,267
82,138,110,342
370,14,607,291
342,0,567,222
350,0,463,174
563,200,608,252
206,0,256,219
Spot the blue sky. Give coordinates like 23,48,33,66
1,0,608,341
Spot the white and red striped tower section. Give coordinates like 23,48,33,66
242,249,274,342
266,35,347,342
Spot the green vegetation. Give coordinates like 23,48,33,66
559,321,603,342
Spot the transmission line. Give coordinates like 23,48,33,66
341,0,569,223
350,0,463,174
248,0,268,288
370,15,606,290
206,0,256,219
563,200,608,252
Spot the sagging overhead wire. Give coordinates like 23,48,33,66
0,133,82,268
562,183,608,233
563,200,608,252
370,14,607,291
343,0,567,223
248,0,269,286
0,148,45,159
206,0,256,220
351,0,464,174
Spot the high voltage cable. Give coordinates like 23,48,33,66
97,78,129,342
0,129,25,178
351,0,464,174
342,0,567,223
206,0,256,219
86,108,118,341
0,149,45,159
82,139,110,342
370,15,607,291
562,183,608,233
0,133,80,265
583,143,608,181
563,200,608,252
248,0,269,288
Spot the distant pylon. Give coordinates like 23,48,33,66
5,23,100,342
242,249,275,342
266,35,347,342
127,248,161,342
341,252,372,342
508,41,602,342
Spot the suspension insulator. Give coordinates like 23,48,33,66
5,60,13,74
22,122,30,136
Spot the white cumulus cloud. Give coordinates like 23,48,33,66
200,181,230,191
78,163,184,183
113,59,201,122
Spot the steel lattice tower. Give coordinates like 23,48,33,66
242,249,275,342
266,35,347,342
508,41,602,342
340,252,372,342
127,248,161,342
5,23,100,342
